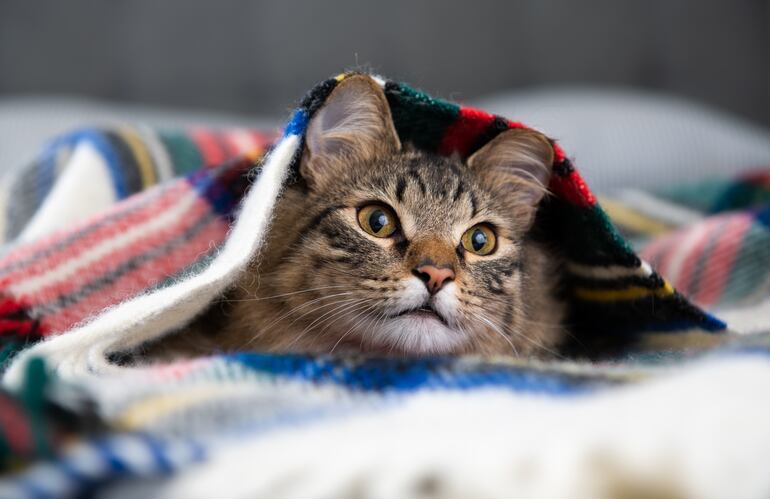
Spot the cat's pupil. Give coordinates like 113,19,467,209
369,210,388,233
471,229,487,251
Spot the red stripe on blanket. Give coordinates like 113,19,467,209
670,217,723,296
695,214,753,307
0,181,191,286
640,235,668,269
647,230,688,280
0,319,34,336
41,218,228,334
190,129,227,167
0,396,33,455
742,171,770,187
16,195,213,306
216,131,239,158
438,107,496,157
222,129,277,160
0,185,164,269
147,358,210,381
221,130,255,157
551,144,566,164
549,170,596,207
251,130,277,150
0,298,23,315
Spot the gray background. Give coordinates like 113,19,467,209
1,0,768,125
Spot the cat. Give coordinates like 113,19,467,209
145,75,565,360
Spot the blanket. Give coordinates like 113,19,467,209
1,73,769,499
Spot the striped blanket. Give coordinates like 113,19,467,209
602,173,770,333
1,73,769,499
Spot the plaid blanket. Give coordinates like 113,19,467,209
602,173,770,333
1,73,769,499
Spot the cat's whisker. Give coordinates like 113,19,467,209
286,299,374,350
262,292,354,331
222,284,351,303
329,302,380,354
471,311,519,357
301,299,373,337
284,298,373,343
366,307,390,351
284,296,365,328
476,311,564,359
316,299,375,337
266,297,372,351
240,292,356,348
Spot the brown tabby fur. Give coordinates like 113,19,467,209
144,76,565,360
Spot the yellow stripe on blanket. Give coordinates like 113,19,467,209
574,282,674,301
598,197,673,236
118,127,157,188
114,385,250,430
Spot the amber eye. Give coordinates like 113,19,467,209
357,204,398,238
461,224,497,255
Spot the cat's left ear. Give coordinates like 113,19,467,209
300,75,401,190
467,128,554,226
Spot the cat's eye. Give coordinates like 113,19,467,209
461,224,497,255
357,204,398,238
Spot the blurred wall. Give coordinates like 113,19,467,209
0,0,768,124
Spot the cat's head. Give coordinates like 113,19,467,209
257,75,559,356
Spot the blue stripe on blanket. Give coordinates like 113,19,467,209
229,353,617,395
35,150,57,208
284,109,308,137
3,435,207,499
75,130,130,198
45,129,129,199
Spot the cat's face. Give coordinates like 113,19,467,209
241,76,560,356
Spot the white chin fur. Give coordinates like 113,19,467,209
364,279,465,354
370,315,467,354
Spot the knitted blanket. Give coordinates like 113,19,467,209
1,73,769,499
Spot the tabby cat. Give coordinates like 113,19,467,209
147,75,565,359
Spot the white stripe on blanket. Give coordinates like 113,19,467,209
18,142,117,244
10,188,199,296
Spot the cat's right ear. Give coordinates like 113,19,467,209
300,75,401,190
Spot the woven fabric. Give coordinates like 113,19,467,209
0,127,274,341
601,172,770,330
4,346,770,498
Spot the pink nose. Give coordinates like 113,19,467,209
413,265,455,294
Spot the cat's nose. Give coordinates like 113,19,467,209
412,265,455,294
